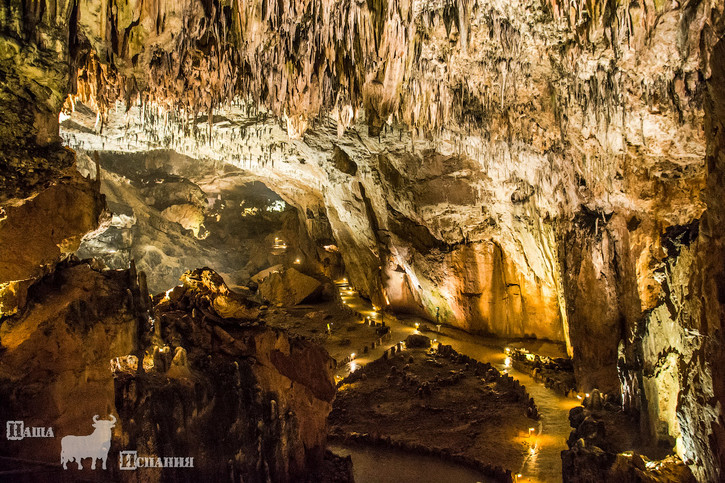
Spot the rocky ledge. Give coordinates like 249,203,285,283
561,390,695,482
0,164,105,317
0,260,341,482
508,347,576,397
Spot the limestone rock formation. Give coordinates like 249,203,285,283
73,150,340,294
161,203,206,237
562,404,697,482
2,0,725,479
252,264,284,284
259,268,323,306
135,266,336,481
0,261,336,481
0,165,105,316
175,267,261,321
0,260,142,462
404,333,432,348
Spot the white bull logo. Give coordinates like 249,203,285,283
60,415,117,470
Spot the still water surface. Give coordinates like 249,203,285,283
329,442,495,483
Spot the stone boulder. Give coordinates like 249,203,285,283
251,264,284,284
178,267,260,321
562,445,696,483
562,444,617,483
161,203,205,237
142,178,207,211
562,404,696,482
259,268,322,306
405,333,432,348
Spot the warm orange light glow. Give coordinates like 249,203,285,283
558,398,581,411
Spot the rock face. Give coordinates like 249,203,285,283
74,151,339,293
259,268,323,306
0,165,105,316
0,260,142,463
562,403,697,482
3,0,725,479
161,203,205,236
177,267,262,320
0,261,336,482
133,267,336,481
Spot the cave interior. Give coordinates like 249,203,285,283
1,0,725,481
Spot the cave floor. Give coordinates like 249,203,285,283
329,345,535,481
263,281,577,482
330,281,575,483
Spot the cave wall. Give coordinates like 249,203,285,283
69,148,344,294
0,164,105,316
0,261,335,481
680,30,725,482
0,0,76,150
55,0,714,344
0,263,139,461
2,0,725,479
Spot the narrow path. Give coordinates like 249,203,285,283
334,280,577,483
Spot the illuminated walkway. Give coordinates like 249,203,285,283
335,280,576,483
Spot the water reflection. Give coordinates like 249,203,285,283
329,443,495,483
